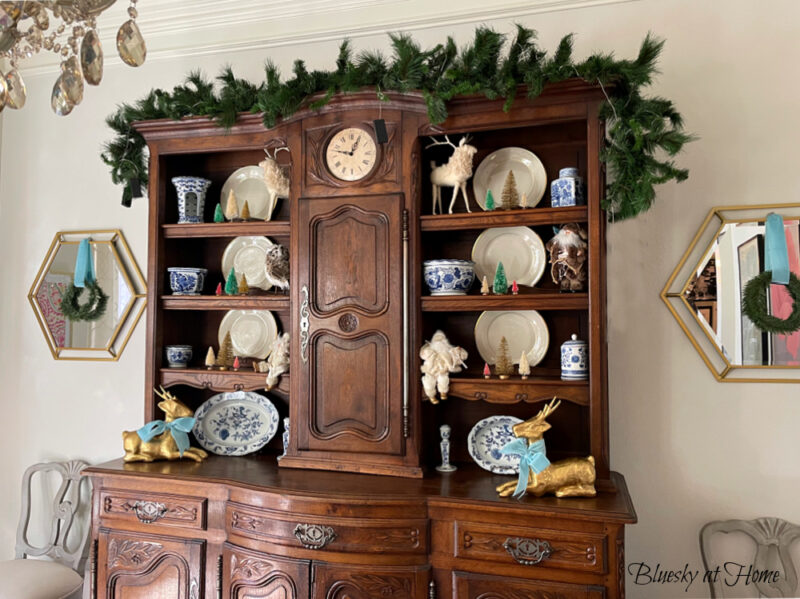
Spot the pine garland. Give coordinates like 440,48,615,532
102,26,693,219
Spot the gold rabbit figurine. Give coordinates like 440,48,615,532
122,387,208,463
496,398,596,498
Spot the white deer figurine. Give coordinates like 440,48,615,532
427,135,478,215
258,147,290,221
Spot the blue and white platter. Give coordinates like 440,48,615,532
467,415,524,475
192,391,279,456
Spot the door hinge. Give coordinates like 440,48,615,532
217,554,223,599
90,538,98,599
428,580,436,599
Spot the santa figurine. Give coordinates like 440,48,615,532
419,330,468,404
546,223,588,292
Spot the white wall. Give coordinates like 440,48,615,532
1,1,799,596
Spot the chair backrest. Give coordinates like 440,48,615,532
14,460,90,571
700,517,800,598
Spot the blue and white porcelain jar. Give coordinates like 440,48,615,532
172,176,212,224
423,259,476,296
550,168,585,207
165,345,193,368
561,334,588,380
168,267,208,295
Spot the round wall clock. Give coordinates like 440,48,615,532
325,126,377,181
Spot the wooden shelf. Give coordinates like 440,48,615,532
444,376,589,406
162,221,290,238
421,290,587,311
161,295,290,310
160,368,289,399
420,206,587,231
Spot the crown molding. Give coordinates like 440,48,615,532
17,0,637,76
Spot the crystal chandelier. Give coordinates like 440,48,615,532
0,0,146,115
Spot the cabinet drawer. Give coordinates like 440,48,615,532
227,503,427,556
100,489,207,531
453,570,605,599
453,520,606,575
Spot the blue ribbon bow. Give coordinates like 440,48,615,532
136,418,196,456
765,213,790,286
500,438,551,498
73,238,96,288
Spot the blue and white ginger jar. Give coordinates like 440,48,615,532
550,167,585,207
561,333,588,380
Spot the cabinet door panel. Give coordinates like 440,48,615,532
297,195,404,457
313,562,428,599
224,543,310,599
97,528,203,599
452,570,605,599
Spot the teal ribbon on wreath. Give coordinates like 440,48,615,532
136,418,196,456
500,438,550,498
73,238,96,288
765,213,789,286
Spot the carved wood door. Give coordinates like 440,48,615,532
295,194,405,460
452,571,606,599
224,544,310,599
311,562,428,599
96,528,204,599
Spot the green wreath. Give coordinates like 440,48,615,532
742,271,800,334
60,282,109,322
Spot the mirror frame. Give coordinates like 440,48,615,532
662,203,800,383
28,229,147,361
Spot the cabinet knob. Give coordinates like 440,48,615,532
132,501,167,524
503,537,552,566
293,523,336,549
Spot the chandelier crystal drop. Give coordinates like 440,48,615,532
0,0,145,116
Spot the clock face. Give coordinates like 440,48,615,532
325,127,377,182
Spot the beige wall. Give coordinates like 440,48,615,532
1,1,798,596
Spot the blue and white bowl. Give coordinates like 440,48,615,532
423,259,476,296
168,267,207,295
165,345,193,368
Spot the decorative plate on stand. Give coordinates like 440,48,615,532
221,236,274,291
468,415,524,474
192,391,279,456
473,147,547,209
218,310,278,359
471,226,546,287
220,166,272,219
475,310,549,366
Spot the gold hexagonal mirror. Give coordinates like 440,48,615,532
28,230,146,361
662,204,800,382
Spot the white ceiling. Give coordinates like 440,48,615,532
19,0,636,75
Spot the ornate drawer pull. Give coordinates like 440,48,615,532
294,523,336,549
131,501,168,523
503,537,552,566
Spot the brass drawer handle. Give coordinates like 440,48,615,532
131,500,168,524
503,537,552,566
294,523,336,549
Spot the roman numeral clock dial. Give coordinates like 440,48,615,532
325,126,377,182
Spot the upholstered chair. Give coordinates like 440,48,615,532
0,461,90,599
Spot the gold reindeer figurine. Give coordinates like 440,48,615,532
496,399,596,498
122,387,208,463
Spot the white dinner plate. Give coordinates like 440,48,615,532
220,165,272,220
471,226,546,287
221,236,274,291
475,310,549,366
473,147,547,210
468,415,524,475
218,310,278,359
192,391,279,456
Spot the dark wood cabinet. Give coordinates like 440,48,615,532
97,528,204,599
85,79,635,599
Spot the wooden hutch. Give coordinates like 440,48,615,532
84,80,636,599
